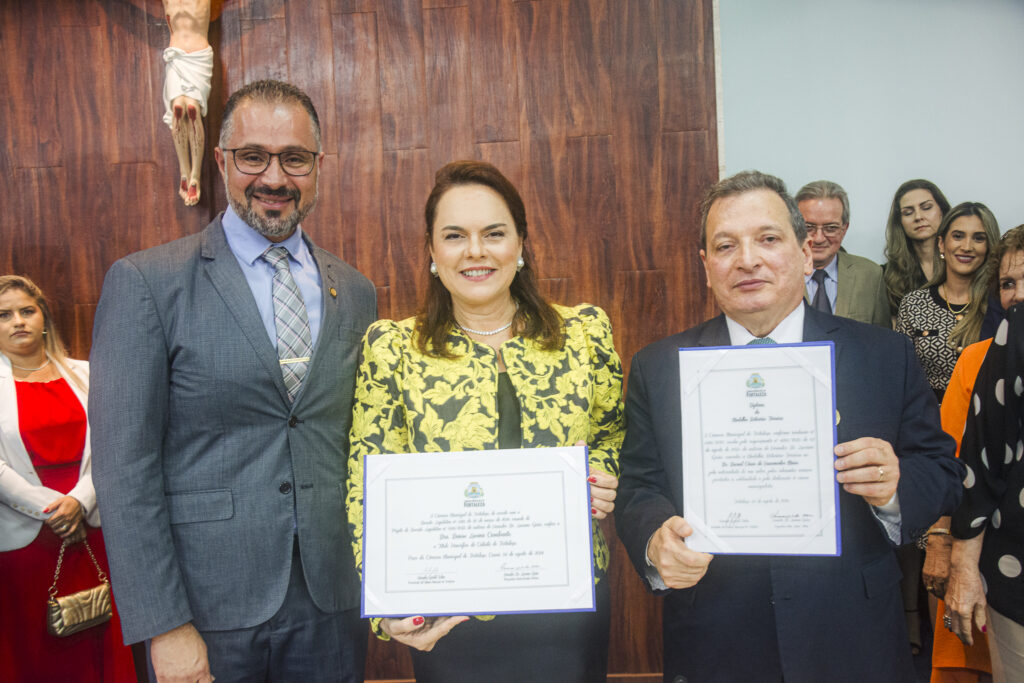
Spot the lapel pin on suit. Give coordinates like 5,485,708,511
329,287,337,298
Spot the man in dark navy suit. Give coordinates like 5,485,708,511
616,170,963,682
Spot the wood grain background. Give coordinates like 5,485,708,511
0,0,718,679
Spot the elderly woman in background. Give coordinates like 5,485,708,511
0,276,135,682
884,179,952,315
347,160,625,682
923,226,1024,681
897,202,1001,403
945,273,1024,681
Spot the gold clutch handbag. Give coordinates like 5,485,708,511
46,538,112,637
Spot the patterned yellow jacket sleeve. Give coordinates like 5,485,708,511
347,304,625,636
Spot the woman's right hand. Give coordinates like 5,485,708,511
44,495,85,543
380,615,469,652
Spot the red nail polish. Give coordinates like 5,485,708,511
413,616,424,626
591,508,597,515
981,625,987,632
588,476,597,483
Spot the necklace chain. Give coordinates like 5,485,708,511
940,285,970,317
10,357,50,372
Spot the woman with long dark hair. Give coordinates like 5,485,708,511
347,160,624,682
883,179,952,315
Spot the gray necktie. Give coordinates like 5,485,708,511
747,336,777,345
261,246,313,402
811,269,832,313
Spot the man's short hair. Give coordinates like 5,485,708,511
699,170,807,249
219,79,322,152
795,180,850,226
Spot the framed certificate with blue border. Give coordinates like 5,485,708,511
361,446,596,617
678,342,841,556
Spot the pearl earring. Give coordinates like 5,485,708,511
516,256,525,271
430,262,439,276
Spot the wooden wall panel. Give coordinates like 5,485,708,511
378,0,427,152
565,134,618,305
381,149,433,319
2,4,64,169
659,0,716,133
331,10,384,273
468,0,519,144
515,1,571,280
240,17,288,83
609,0,662,274
3,1,718,679
287,0,338,157
104,1,160,165
424,6,475,172
564,0,612,138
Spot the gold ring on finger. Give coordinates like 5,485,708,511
877,466,884,482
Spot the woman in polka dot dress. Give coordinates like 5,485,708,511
946,257,1024,682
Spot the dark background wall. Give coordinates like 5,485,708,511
0,0,718,679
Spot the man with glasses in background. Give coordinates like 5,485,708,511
797,180,891,327
90,80,375,682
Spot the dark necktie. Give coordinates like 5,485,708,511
811,269,831,313
261,246,313,402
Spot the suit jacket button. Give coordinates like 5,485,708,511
279,482,293,494
288,416,299,428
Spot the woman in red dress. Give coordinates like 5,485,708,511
0,275,135,682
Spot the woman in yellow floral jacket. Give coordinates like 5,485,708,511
348,160,625,682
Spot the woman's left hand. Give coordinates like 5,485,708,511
44,495,85,543
945,535,989,647
574,440,618,519
588,467,618,520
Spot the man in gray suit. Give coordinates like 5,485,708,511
90,80,376,682
797,180,891,327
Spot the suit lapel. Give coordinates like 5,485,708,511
304,240,336,380
834,253,852,317
803,303,844,370
696,315,730,347
201,220,291,404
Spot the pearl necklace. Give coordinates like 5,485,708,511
459,319,514,336
10,358,50,372
457,302,518,336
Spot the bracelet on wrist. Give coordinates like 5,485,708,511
917,528,951,550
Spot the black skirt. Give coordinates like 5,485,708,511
409,577,611,683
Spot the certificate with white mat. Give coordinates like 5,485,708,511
361,446,595,618
679,342,840,556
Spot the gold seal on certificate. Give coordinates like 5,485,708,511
678,342,840,556
361,446,596,617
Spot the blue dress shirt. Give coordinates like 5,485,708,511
220,204,323,348
804,256,840,313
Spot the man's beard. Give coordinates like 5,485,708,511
228,183,318,239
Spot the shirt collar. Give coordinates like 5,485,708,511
805,252,839,284
725,303,805,345
221,203,306,265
